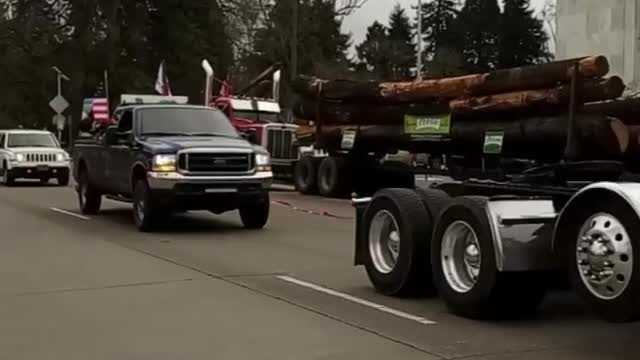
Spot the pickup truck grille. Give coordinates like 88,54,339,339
24,153,56,162
266,128,295,160
178,152,253,174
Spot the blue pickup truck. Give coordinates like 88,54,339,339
72,102,273,232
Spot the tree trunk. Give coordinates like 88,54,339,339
292,56,610,103
292,77,625,126
450,77,625,115
313,114,628,162
584,98,640,124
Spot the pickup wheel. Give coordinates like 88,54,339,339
77,171,101,214
3,167,15,186
239,193,270,230
133,179,164,232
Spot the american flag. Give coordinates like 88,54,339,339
92,97,111,126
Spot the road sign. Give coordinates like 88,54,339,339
53,114,66,131
49,95,69,114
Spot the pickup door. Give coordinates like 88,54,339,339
107,109,137,195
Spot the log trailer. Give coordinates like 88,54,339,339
294,56,640,322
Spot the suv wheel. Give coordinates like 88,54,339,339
3,167,15,186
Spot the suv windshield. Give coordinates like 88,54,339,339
8,133,59,148
234,111,280,123
139,107,239,137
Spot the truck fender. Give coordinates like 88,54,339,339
552,182,640,254
129,160,148,189
481,197,557,272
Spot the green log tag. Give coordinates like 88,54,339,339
483,131,504,154
404,114,451,136
341,130,357,149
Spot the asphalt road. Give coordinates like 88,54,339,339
1,181,639,359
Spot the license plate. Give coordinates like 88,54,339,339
36,165,49,171
205,188,237,193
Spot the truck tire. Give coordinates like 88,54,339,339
558,193,640,322
294,156,318,194
431,197,547,320
77,171,101,215
3,166,15,186
132,179,164,232
317,156,351,198
239,193,270,230
415,185,451,219
362,188,435,296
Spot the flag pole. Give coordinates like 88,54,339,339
104,70,109,103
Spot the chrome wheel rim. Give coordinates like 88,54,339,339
368,210,401,274
135,196,145,223
78,180,86,208
577,213,633,300
441,221,481,293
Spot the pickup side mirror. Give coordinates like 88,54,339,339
104,126,119,145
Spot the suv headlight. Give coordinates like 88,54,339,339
14,153,25,162
56,153,68,162
255,153,271,172
152,154,177,172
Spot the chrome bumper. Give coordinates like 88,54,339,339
146,171,273,191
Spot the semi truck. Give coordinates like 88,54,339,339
294,56,640,322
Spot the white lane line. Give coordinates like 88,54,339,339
50,208,91,220
276,275,436,325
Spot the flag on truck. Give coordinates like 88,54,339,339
92,97,111,126
155,60,172,96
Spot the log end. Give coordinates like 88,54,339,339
578,55,610,78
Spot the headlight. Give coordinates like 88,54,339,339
15,153,25,162
152,154,177,172
255,153,271,172
56,153,68,162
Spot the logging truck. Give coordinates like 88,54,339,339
294,56,640,322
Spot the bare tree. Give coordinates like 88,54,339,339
541,0,556,48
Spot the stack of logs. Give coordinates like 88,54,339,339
291,56,640,163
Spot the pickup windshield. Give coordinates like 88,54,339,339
8,133,59,148
139,108,239,137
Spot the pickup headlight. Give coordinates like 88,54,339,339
255,153,271,172
152,154,177,172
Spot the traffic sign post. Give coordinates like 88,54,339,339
50,66,70,143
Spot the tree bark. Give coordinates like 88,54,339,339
450,77,625,115
292,77,625,125
292,56,610,103
312,114,629,162
584,98,640,124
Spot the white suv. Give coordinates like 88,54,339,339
0,130,71,186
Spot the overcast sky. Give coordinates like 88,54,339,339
343,0,551,56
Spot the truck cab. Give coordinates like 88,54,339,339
212,96,298,179
72,95,273,232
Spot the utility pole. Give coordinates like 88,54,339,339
291,0,298,80
416,0,423,81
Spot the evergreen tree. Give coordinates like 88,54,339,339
355,21,390,78
387,4,414,80
420,0,463,77
498,0,550,68
458,0,501,72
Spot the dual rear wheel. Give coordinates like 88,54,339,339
362,188,640,322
